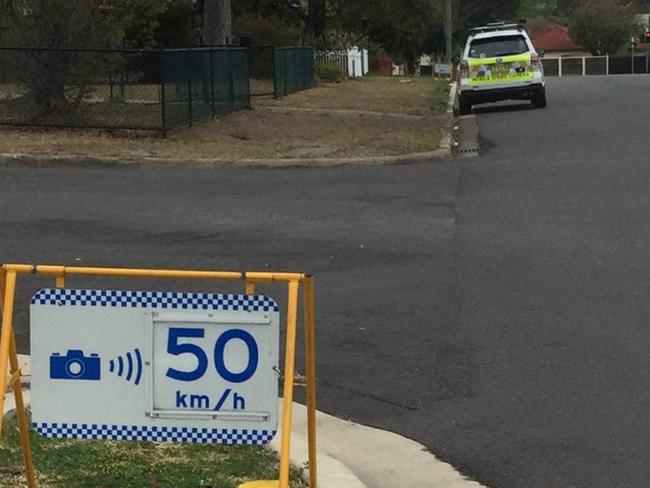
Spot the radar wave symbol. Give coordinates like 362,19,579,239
109,348,143,386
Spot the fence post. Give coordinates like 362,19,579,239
210,49,216,116
244,49,252,108
606,55,610,75
120,66,126,99
187,69,193,128
582,57,586,76
293,48,298,93
558,57,562,77
302,49,306,88
228,51,235,109
284,49,289,96
160,49,167,137
272,47,279,99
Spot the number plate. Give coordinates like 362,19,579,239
491,64,510,77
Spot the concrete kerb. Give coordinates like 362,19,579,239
286,402,488,488
0,148,451,170
3,355,487,488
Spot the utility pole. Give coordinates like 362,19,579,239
445,0,453,62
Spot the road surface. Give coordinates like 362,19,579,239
2,75,650,487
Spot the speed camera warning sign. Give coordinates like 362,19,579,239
30,288,280,445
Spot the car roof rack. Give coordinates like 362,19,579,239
469,22,524,34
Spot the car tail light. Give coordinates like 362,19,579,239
531,53,542,71
459,60,469,79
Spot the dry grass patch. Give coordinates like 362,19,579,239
257,76,449,115
0,77,450,161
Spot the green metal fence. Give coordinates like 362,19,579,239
161,47,250,133
274,47,315,98
0,46,250,135
0,45,313,134
249,45,275,97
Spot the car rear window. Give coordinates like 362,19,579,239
469,35,529,58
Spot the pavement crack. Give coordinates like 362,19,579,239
321,380,420,411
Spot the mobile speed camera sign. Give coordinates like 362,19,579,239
30,288,280,445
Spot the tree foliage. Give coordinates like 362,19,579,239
0,0,178,120
155,0,201,47
457,0,522,31
518,0,557,18
124,0,173,48
341,0,442,65
569,0,638,55
0,0,135,47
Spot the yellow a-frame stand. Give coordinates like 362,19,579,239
0,264,318,488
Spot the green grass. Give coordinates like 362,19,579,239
0,420,306,488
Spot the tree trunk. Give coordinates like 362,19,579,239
306,0,327,46
203,0,232,46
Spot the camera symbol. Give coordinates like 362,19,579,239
50,350,101,381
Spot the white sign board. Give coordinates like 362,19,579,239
435,63,452,75
30,288,280,445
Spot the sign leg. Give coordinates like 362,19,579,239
304,276,317,488
10,333,37,488
279,280,300,488
0,270,17,436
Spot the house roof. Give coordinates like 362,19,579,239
531,25,583,51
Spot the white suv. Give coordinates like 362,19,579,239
456,22,546,115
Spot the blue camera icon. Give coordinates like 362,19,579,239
50,350,101,381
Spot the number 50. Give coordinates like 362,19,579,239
165,327,259,383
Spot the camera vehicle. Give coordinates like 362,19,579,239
456,22,546,115
50,349,101,381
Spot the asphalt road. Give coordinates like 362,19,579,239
2,75,650,487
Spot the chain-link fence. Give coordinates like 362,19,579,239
160,47,250,132
274,47,314,98
0,46,250,134
248,45,275,97
0,45,314,134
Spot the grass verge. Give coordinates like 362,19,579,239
0,419,306,488
258,76,450,116
0,76,450,162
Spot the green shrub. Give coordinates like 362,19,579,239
316,63,346,83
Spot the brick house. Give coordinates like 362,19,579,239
531,25,590,58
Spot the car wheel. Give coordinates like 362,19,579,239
459,96,472,115
532,90,547,109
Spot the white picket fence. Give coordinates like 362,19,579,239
315,47,369,78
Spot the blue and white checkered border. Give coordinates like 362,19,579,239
31,288,279,312
33,422,276,445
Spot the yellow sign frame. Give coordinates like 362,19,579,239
0,264,318,488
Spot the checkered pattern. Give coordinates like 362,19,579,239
33,422,276,445
31,289,279,312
